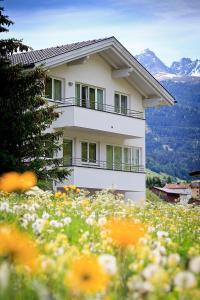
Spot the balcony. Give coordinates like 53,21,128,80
50,98,145,138
64,157,145,173
57,158,145,191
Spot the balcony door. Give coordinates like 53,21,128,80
114,93,128,115
63,139,73,166
75,83,104,110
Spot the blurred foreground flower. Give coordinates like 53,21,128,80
65,255,109,294
0,224,39,273
104,218,145,247
0,171,37,192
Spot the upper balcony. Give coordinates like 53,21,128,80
50,98,145,138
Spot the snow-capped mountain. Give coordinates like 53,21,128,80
136,49,200,180
135,48,172,75
135,50,200,79
171,58,200,77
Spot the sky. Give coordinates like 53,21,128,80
3,0,200,65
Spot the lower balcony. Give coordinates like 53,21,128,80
55,158,145,192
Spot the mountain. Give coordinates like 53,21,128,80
135,50,200,180
136,50,200,79
171,58,200,77
135,49,172,75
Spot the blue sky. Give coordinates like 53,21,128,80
3,0,200,65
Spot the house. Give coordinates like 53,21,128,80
11,37,174,201
190,181,200,200
165,183,192,194
152,186,191,204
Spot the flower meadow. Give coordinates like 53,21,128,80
0,173,200,299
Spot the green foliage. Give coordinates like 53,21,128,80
0,7,70,181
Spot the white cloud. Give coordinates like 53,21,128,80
5,4,200,65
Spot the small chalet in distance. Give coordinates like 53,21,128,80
10,37,175,202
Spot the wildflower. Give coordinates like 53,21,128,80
0,224,39,272
98,217,107,226
0,172,20,192
98,254,117,275
189,256,200,273
19,171,37,190
42,211,50,220
104,218,145,247
0,201,10,212
127,275,153,293
156,231,169,239
76,188,81,193
63,217,72,225
174,271,196,289
167,253,181,267
32,219,46,234
65,255,109,294
0,171,37,192
86,216,95,226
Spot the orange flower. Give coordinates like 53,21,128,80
65,255,109,294
103,218,145,247
0,224,39,272
0,171,37,192
0,172,20,192
19,171,37,190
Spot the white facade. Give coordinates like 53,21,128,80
41,38,174,202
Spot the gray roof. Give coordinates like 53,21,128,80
10,38,109,66
153,186,191,195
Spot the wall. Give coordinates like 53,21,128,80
48,53,144,112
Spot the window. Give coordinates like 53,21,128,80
114,93,128,114
81,142,97,163
45,77,63,100
106,145,142,171
75,83,104,110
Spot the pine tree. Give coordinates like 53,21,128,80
0,6,70,182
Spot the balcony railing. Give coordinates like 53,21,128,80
63,157,145,173
51,97,144,120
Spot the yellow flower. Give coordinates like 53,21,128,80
55,191,62,198
76,188,81,193
0,224,39,273
103,218,145,247
69,184,76,190
0,171,37,192
63,185,69,191
65,255,109,294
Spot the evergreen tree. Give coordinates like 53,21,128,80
0,6,70,182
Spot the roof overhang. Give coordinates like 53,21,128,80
35,37,175,107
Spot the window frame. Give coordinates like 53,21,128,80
63,138,74,166
75,82,105,109
81,140,98,165
114,92,129,115
45,76,64,101
106,144,142,171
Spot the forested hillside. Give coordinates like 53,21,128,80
146,79,200,179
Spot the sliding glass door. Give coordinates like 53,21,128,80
75,83,104,109
114,93,128,115
124,147,131,171
106,145,113,169
106,145,141,171
89,87,95,109
63,139,72,166
114,146,122,170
